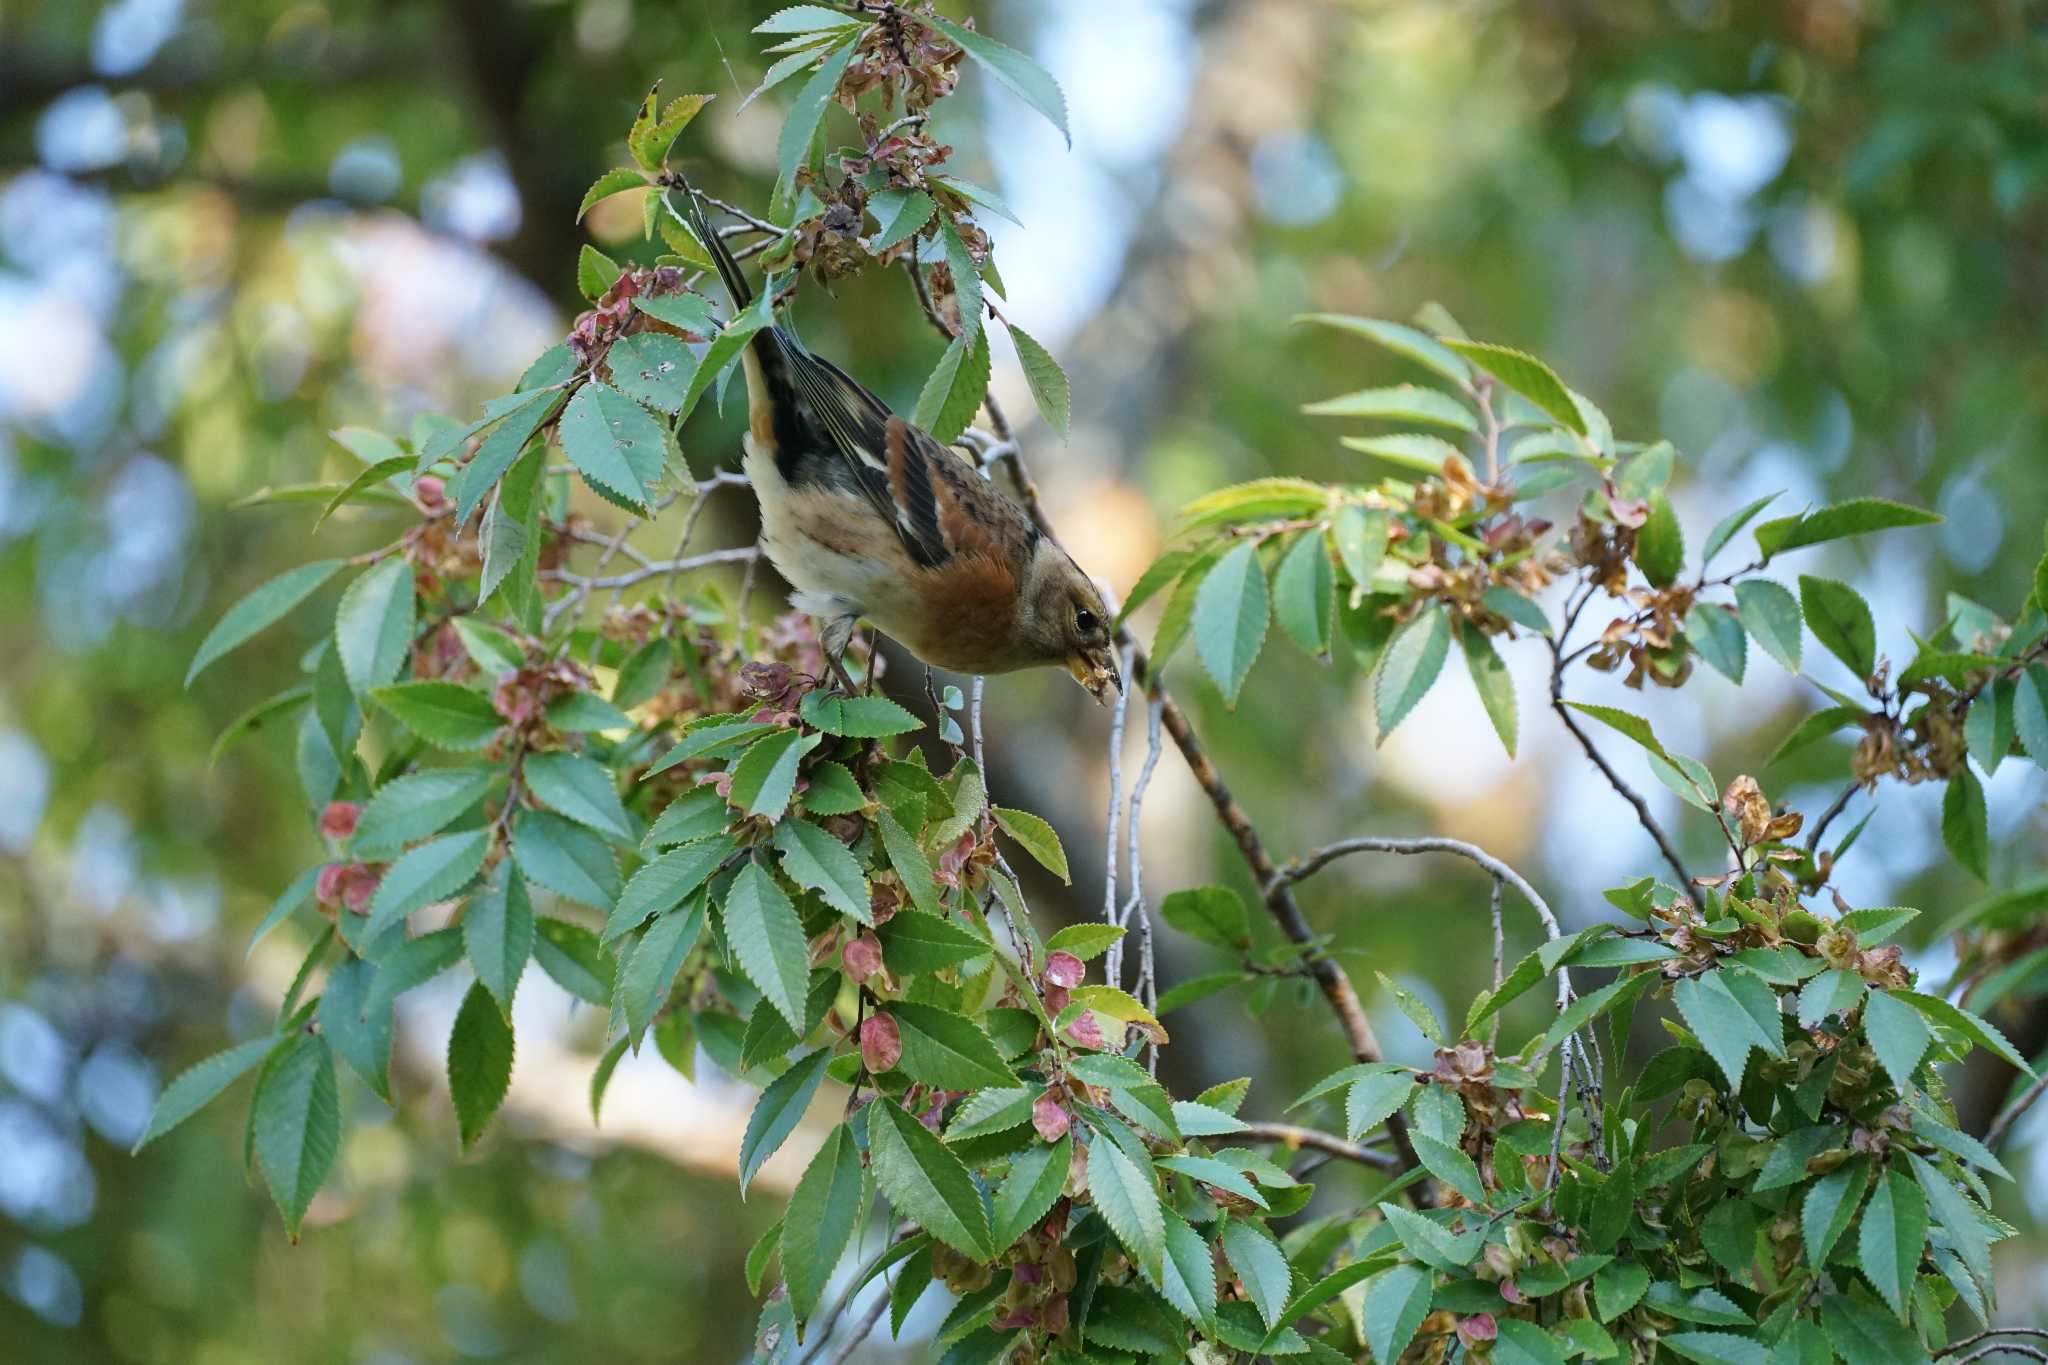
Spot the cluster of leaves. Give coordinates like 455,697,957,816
142,9,2048,1365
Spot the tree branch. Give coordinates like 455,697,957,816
1238,1122,1398,1170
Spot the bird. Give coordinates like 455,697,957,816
676,182,1121,703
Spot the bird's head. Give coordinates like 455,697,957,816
1018,538,1120,703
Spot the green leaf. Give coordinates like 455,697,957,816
447,980,514,1153
1942,767,1989,880
1441,340,1585,433
924,14,1070,144
1755,498,1941,557
867,187,936,251
935,214,984,343
1194,541,1270,704
1665,1333,1768,1365
911,328,991,446
1273,532,1334,656
368,681,502,749
2015,664,2048,770
1768,705,1865,767
1087,1125,1165,1276
1377,1202,1479,1270
1964,676,2015,774
1820,1289,1930,1365
1160,886,1249,949
1460,625,1517,757
798,760,865,816
1735,579,1803,673
448,389,561,529
361,829,490,943
1564,700,1673,763
1857,1169,1928,1319
1672,971,1758,1089
868,1097,994,1259
944,1086,1040,1142
133,1034,279,1152
465,860,534,1019
1636,492,1685,587
990,1132,1071,1252
333,558,416,695
1154,1156,1267,1210
1220,1218,1289,1329
632,291,717,334
1411,1131,1486,1205
1494,1320,1570,1365
1485,585,1552,636
875,808,939,916
782,1123,864,1323
738,1048,831,1197
728,728,820,822
1593,1261,1649,1322
878,908,988,975
724,860,811,1035
512,809,620,909
773,819,868,921
1862,989,1934,1092
888,1002,1016,1090
605,332,698,414
798,690,921,737
187,560,345,687
577,244,620,301
1364,1265,1433,1364
1302,383,1475,430
1908,1150,1992,1287
619,896,705,1043
1799,576,1877,679
523,752,634,842
1331,505,1390,589
558,381,669,511
628,89,707,171
1688,603,1748,683
1375,605,1450,742
350,768,494,858
774,36,861,189
1006,321,1071,439
313,454,412,531
1044,923,1122,961
1797,969,1867,1028
992,807,1069,883
1149,1209,1219,1332
1894,989,2035,1075
1701,492,1780,567
251,1033,340,1240
576,165,646,220
1340,432,1463,472
532,917,613,1006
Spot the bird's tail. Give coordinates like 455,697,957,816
671,177,753,314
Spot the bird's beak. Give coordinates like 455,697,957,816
1068,650,1122,705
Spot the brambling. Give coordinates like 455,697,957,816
682,185,1121,702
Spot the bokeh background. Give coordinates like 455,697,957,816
3,0,2046,1360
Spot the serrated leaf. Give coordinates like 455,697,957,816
1007,321,1071,438
532,917,613,1006
985,1130,1069,1253
447,980,514,1153
738,1047,831,1197
728,728,821,822
1494,1320,1569,1365
1594,1261,1649,1322
1087,1126,1165,1276
632,290,717,334
783,1123,864,1324
577,243,620,302
133,1034,279,1152
1339,432,1464,472
1365,1265,1433,1363
776,38,862,191
523,751,634,842
251,1033,340,1240
1272,532,1334,657
2017,664,2048,771
605,332,698,414
1375,605,1450,742
877,908,988,975
1193,541,1270,704
1148,1208,1219,1333
369,681,502,749
724,860,811,1034
465,860,534,1019
1564,700,1672,763
889,1002,1016,1090
1797,969,1866,1028
1672,971,1756,1090
1044,924,1122,962
1701,492,1781,567
1894,989,2033,1075
577,166,646,221
924,13,1069,144
992,807,1068,883
1799,576,1877,679
1159,885,1248,949
350,768,494,858
875,807,939,915
1688,603,1747,682
1735,578,1803,674
1819,1289,1928,1364
1459,624,1517,756
1441,340,1584,433
1857,1169,1928,1319
773,819,868,921
1220,1218,1289,1329
361,828,490,943
1411,1131,1486,1204
1942,767,1989,880
1755,498,1941,557
935,214,984,343
869,1097,994,1259
1665,1333,1768,1365
911,328,991,445
187,560,346,687
1636,492,1685,587
867,187,936,251
1331,505,1390,590
557,382,668,511
944,1086,1040,1143
798,690,921,737
1862,989,1934,1093
1378,1202,1479,1270
332,558,415,695
512,809,619,909
619,896,705,1043
1302,383,1476,430
1346,1071,1420,1143
628,90,707,171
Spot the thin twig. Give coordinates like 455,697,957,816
1984,1069,2048,1150
1488,878,1505,1048
540,545,759,593
1805,781,1860,855
1238,1122,1398,1170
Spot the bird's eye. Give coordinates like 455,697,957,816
1075,608,1098,634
